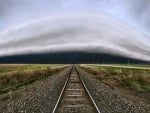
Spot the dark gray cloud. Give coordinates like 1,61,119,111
0,15,150,61
0,0,150,61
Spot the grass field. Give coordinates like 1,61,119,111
84,64,150,70
101,64,150,67
81,64,150,93
0,64,65,73
0,64,67,94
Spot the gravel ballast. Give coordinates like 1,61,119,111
76,67,150,113
0,67,72,113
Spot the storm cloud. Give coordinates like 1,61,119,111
0,0,150,61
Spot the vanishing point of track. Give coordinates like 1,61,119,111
52,66,101,113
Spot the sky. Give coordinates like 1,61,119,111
0,0,150,61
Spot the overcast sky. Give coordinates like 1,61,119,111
0,0,150,61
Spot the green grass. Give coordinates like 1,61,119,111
0,79,36,94
121,79,150,92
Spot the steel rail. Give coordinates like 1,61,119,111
52,66,101,113
78,72,101,113
52,72,70,113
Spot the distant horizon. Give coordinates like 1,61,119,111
0,51,149,64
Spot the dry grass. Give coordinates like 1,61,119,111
0,64,65,73
81,65,150,104
81,65,150,92
0,64,67,94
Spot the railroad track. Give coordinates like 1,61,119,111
52,67,100,113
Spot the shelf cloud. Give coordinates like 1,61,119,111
0,0,150,61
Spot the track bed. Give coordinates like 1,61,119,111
53,68,99,113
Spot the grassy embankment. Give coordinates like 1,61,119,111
0,64,66,94
81,64,150,93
